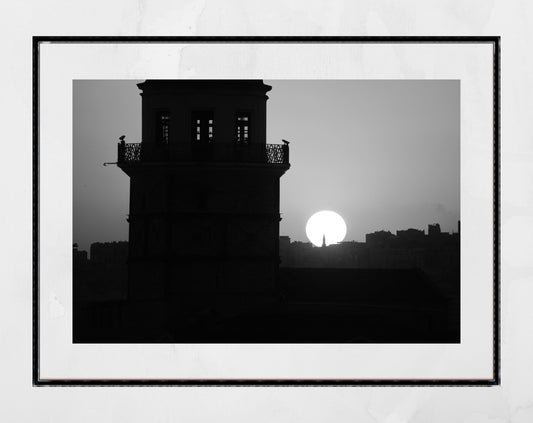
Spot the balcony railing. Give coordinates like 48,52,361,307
118,141,289,165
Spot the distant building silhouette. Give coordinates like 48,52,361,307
73,243,88,264
73,242,128,302
90,241,128,264
116,80,290,332
428,223,441,237
366,230,394,247
281,222,459,277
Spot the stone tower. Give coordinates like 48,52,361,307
117,80,290,333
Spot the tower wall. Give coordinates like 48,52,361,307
127,167,283,309
139,80,269,146
119,80,288,334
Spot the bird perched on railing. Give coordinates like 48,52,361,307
119,135,126,141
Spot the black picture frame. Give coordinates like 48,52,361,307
33,36,500,386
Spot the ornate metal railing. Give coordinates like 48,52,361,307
120,142,141,162
265,144,286,164
117,141,289,165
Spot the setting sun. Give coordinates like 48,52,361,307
305,210,347,247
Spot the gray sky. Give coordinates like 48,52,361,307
73,80,459,252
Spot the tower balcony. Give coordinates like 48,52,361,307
117,141,289,166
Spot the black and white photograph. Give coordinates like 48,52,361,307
35,38,497,385
73,79,461,344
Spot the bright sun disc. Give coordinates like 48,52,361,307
305,211,347,247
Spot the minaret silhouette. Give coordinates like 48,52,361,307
322,233,326,248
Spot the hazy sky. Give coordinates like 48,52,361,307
73,80,459,252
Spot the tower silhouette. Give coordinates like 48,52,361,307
117,80,290,333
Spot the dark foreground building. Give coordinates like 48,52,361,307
116,80,289,337
73,80,458,343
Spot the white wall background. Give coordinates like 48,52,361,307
1,0,531,422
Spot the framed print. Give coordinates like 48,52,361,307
33,36,500,385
